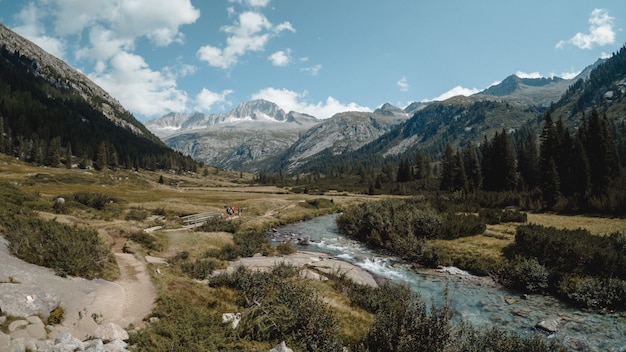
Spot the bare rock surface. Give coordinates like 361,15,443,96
226,251,378,287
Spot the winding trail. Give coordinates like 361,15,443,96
0,236,155,339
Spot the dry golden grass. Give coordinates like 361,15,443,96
527,213,626,235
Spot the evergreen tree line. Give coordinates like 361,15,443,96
433,109,622,211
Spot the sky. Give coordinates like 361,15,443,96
0,1,625,122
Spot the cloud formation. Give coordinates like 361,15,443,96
426,86,480,102
197,11,295,69
397,76,409,92
11,0,201,119
269,50,291,66
556,9,615,49
252,87,370,119
89,52,189,116
196,88,234,111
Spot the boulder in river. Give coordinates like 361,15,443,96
535,318,560,333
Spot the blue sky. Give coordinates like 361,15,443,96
1,0,624,121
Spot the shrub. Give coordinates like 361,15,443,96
125,208,148,221
196,216,239,233
47,306,65,325
180,258,223,280
437,213,485,239
128,231,164,251
559,275,626,310
233,230,268,257
479,208,527,224
505,257,550,293
71,191,120,210
5,217,111,279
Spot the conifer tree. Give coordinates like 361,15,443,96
46,136,61,167
65,142,73,169
463,141,482,192
439,142,456,191
415,150,431,179
453,150,468,192
0,116,5,154
95,141,108,170
517,134,539,190
396,158,412,182
582,110,620,195
540,111,561,207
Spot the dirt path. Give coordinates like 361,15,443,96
0,236,155,339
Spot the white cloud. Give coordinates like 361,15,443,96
397,76,409,92
229,0,272,7
51,0,200,46
252,87,370,119
12,2,66,59
269,50,291,66
556,8,615,49
515,71,542,79
301,64,322,76
89,52,189,117
425,86,480,102
196,88,234,111
197,11,294,69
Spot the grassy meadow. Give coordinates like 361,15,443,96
1,153,624,350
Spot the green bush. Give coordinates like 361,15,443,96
47,306,65,325
437,213,485,239
5,217,111,279
71,191,120,210
125,208,148,221
559,275,626,309
505,257,549,293
180,258,223,280
129,231,164,251
209,266,342,351
196,216,239,233
479,208,527,224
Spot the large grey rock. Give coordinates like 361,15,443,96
103,338,128,352
0,331,11,352
0,289,59,319
54,332,84,351
83,338,104,352
93,323,128,343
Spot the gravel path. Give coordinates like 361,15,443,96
0,237,154,339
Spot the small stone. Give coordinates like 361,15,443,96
269,341,294,352
26,316,43,325
8,319,28,332
535,319,560,333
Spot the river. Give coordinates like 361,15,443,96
275,214,625,352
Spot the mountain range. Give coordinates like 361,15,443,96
145,57,602,173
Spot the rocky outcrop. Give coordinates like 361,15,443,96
0,316,130,352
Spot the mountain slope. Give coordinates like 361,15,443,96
0,23,195,171
274,111,409,173
474,60,601,107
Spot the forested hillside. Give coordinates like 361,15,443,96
0,45,198,171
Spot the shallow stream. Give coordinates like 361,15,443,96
276,214,625,352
